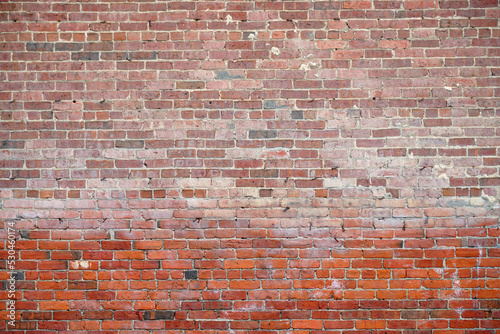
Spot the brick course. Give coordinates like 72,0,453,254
0,0,500,332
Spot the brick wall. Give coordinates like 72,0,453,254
1,0,500,332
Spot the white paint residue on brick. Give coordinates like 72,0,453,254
433,164,450,180
453,279,461,296
326,280,344,289
371,186,387,199
481,191,498,205
271,47,280,56
299,62,319,71
70,261,90,270
474,248,484,303
451,269,463,299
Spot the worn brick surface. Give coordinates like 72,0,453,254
0,0,499,333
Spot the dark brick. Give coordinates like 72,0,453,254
68,281,98,290
12,272,24,280
103,51,157,61
143,311,152,320
132,51,157,60
249,130,277,139
291,110,304,119
19,230,30,239
395,11,409,18
176,81,205,89
264,100,289,109
0,140,24,149
115,140,145,149
55,43,83,51
215,71,244,80
71,251,82,260
250,169,279,178
26,42,54,52
11,170,40,178
184,270,198,279
440,19,469,28
144,311,175,320
85,42,114,51
85,121,113,129
71,52,99,61
259,189,273,197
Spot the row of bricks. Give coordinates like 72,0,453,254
4,319,500,332
3,257,500,268
2,268,497,282
0,188,490,200
1,0,499,11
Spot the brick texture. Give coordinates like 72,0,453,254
1,0,500,333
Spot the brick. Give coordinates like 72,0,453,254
39,301,69,310
143,310,175,320
263,100,289,109
115,140,144,149
71,52,99,61
249,130,277,139
55,43,83,51
26,42,54,52
215,71,244,80
184,270,198,279
176,81,205,89
470,0,497,7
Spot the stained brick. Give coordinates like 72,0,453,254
249,130,277,139
263,100,289,109
215,71,244,80
115,140,145,149
144,311,175,320
55,43,83,51
184,270,198,279
26,42,54,52
71,52,99,61
0,140,25,149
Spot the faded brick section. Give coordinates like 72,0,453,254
0,0,499,333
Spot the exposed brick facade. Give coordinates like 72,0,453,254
1,0,500,333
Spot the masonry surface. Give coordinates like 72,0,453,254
0,0,500,333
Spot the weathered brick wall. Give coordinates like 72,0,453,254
1,0,500,332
